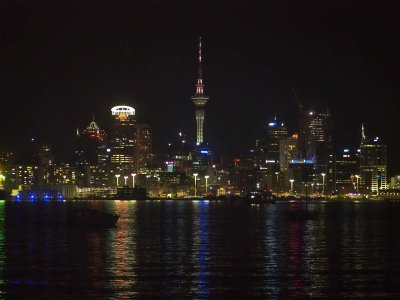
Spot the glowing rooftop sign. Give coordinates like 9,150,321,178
111,105,135,116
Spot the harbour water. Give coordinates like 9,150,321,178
1,199,400,298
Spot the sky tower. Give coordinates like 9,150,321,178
191,36,209,145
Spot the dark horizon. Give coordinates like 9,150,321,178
1,1,400,173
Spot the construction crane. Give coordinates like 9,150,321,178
291,86,304,159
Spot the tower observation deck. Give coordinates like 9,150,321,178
191,37,209,145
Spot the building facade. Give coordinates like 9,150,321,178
302,109,333,191
360,125,387,194
109,105,136,165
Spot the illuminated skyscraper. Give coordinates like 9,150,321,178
265,117,289,163
360,124,387,193
256,116,288,191
191,37,209,145
335,148,359,194
257,116,288,165
109,105,136,165
279,134,299,172
303,109,333,190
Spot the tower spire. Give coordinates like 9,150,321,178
191,36,209,145
198,36,202,79
195,36,205,96
361,123,366,144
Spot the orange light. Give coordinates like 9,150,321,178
118,114,128,120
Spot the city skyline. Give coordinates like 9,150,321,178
1,1,400,172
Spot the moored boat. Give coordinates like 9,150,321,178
247,189,276,204
112,186,147,200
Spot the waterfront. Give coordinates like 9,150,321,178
1,199,400,298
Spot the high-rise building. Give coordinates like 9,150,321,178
35,144,54,186
257,117,288,165
134,123,152,171
265,117,289,163
360,124,387,194
335,148,359,194
191,37,209,145
109,105,136,165
76,118,107,165
302,109,333,190
255,117,288,191
279,134,299,172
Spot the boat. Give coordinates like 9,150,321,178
67,208,119,227
112,186,147,200
247,189,276,204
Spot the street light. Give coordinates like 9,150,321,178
321,173,326,194
124,176,128,185
115,174,120,187
355,175,360,194
205,175,209,195
131,173,136,188
275,172,279,193
193,173,198,197
289,179,294,194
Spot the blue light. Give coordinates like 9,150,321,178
200,150,209,154
290,159,314,164
268,122,277,127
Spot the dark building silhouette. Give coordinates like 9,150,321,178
134,123,152,171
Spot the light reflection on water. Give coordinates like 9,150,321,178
2,200,400,298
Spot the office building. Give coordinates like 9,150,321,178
360,124,387,194
335,148,359,194
302,109,333,191
109,105,136,165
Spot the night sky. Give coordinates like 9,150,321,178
1,1,400,173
